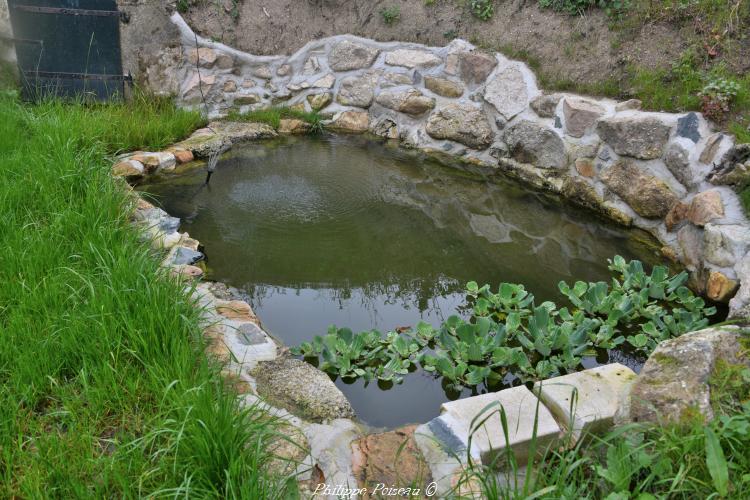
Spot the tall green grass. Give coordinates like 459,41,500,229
0,92,293,497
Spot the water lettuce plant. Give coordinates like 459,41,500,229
292,256,716,392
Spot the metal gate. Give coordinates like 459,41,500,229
7,0,129,101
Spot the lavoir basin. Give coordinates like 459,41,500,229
138,134,662,428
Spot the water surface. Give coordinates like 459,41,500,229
139,135,659,428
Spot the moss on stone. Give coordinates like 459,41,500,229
709,358,750,416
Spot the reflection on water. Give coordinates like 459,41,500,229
139,134,659,428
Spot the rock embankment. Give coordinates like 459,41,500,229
129,13,750,314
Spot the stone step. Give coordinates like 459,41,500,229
533,363,637,443
439,385,561,466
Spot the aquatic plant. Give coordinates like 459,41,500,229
292,256,716,391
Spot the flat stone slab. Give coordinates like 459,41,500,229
440,386,560,465
533,363,637,442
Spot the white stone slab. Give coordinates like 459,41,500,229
533,363,636,442
440,386,560,465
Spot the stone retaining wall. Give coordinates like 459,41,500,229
138,13,750,313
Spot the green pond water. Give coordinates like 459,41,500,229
139,134,661,429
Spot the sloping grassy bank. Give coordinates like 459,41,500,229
0,92,292,497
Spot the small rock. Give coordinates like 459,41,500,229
329,111,370,133
379,72,413,88
574,158,596,177
563,97,606,138
276,64,292,77
181,73,216,98
170,247,204,266
278,118,311,135
241,79,255,88
504,120,567,170
170,149,194,164
706,271,738,302
251,357,355,422
170,264,204,280
665,201,688,232
677,224,704,269
336,73,377,108
530,93,563,118
234,94,261,105
370,117,399,139
424,75,464,98
307,93,332,111
596,116,672,160
215,299,257,322
130,152,177,173
617,327,749,425
676,112,701,143
483,64,529,120
351,426,432,495
445,51,498,85
375,88,435,116
112,159,144,178
729,253,750,320
425,103,495,149
614,99,642,112
215,53,234,70
687,190,724,226
187,47,217,68
223,80,238,92
251,65,273,80
384,49,442,69
328,40,380,71
312,73,336,89
303,56,321,75
600,160,679,218
664,142,694,188
703,223,750,267
700,133,724,164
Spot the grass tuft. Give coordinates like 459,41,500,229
0,92,293,497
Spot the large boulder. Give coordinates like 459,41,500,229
251,357,355,422
503,120,567,170
376,88,436,116
601,160,679,218
336,73,377,108
425,103,494,149
596,116,672,160
616,327,750,425
483,64,529,120
328,40,380,71
563,97,605,138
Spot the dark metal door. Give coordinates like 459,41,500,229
7,0,128,101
